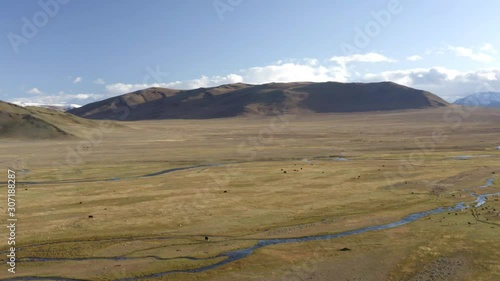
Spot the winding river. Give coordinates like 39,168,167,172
0,164,220,186
2,170,497,280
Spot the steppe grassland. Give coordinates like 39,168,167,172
1,107,499,280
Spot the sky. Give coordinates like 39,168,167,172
1,0,500,106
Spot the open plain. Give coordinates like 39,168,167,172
1,106,500,281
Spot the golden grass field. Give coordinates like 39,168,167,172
1,106,500,280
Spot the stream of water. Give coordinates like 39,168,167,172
3,171,497,281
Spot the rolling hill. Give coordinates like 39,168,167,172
69,81,449,120
0,100,97,139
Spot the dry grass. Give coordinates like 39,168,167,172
0,107,499,280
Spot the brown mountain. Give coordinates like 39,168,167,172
69,81,448,120
0,101,97,139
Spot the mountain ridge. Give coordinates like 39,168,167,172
454,92,500,108
69,81,449,120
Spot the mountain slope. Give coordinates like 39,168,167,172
69,81,449,120
454,92,500,108
0,100,97,139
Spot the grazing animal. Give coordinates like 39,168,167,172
205,236,209,241
88,215,94,219
223,190,227,193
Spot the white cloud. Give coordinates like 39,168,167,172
73,77,82,84
363,67,500,101
106,74,243,95
330,52,396,65
242,61,346,84
10,91,104,106
93,78,105,85
448,46,494,63
425,47,445,56
14,54,500,107
105,57,500,102
304,58,318,66
480,43,497,54
26,87,43,95
406,55,422,61
106,59,349,95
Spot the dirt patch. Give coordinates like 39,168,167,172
405,256,471,281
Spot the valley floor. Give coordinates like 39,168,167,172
1,107,500,281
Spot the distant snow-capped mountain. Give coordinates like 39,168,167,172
454,92,500,107
12,102,81,111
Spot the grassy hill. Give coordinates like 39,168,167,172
0,100,98,139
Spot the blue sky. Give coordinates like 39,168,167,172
1,0,500,106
